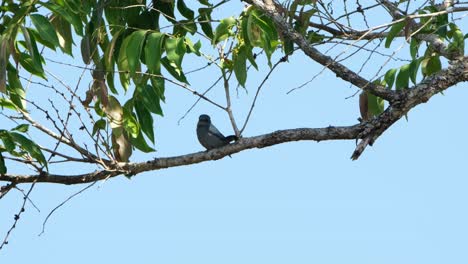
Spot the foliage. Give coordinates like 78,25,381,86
0,0,465,172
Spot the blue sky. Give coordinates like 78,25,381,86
1,1,468,263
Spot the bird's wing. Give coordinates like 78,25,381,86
208,124,226,140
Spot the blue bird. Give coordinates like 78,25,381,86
197,114,238,150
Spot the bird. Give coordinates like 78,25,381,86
197,114,238,150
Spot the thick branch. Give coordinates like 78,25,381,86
351,57,468,159
378,0,405,19
0,124,363,184
289,2,464,59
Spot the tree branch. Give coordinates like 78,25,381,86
373,1,465,60
351,56,468,159
0,124,363,184
289,2,464,60
1,56,466,185
245,0,398,102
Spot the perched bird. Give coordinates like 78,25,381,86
197,114,238,150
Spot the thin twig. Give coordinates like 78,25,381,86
177,76,224,125
240,57,285,134
0,181,37,251
219,46,240,136
39,182,97,236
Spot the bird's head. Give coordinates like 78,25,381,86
198,114,211,123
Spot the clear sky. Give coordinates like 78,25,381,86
1,1,468,263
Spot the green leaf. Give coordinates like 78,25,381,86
247,9,279,66
106,71,117,95
19,53,46,79
0,38,6,94
104,1,127,32
117,34,131,90
421,56,441,77
240,13,252,47
165,36,186,68
198,7,214,39
130,129,155,153
0,98,17,110
7,65,26,110
0,131,15,152
111,127,132,162
126,30,147,76
385,21,405,48
144,32,165,72
94,100,106,117
10,132,47,169
150,72,166,102
92,119,106,136
435,13,449,38
177,0,194,19
368,93,384,116
22,27,44,75
194,40,201,52
12,124,29,133
157,0,176,22
30,14,60,49
41,2,83,36
126,6,145,29
123,108,139,138
185,37,201,56
63,0,82,14
213,16,236,44
21,27,35,60
220,58,233,71
395,64,410,90
251,10,278,41
294,8,315,35
173,19,197,36
306,31,324,44
81,0,92,13
106,96,124,130
135,84,163,116
134,101,154,143
161,57,188,83
410,38,419,59
287,0,300,22
0,152,6,174
104,29,123,94
448,23,465,54
105,28,123,73
246,47,258,70
384,68,397,89
418,8,435,33
260,31,276,67
80,33,91,64
409,58,422,84
246,11,264,47
27,29,55,52
199,0,211,6
133,10,159,31
233,44,247,87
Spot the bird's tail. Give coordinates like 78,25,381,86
225,135,238,142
